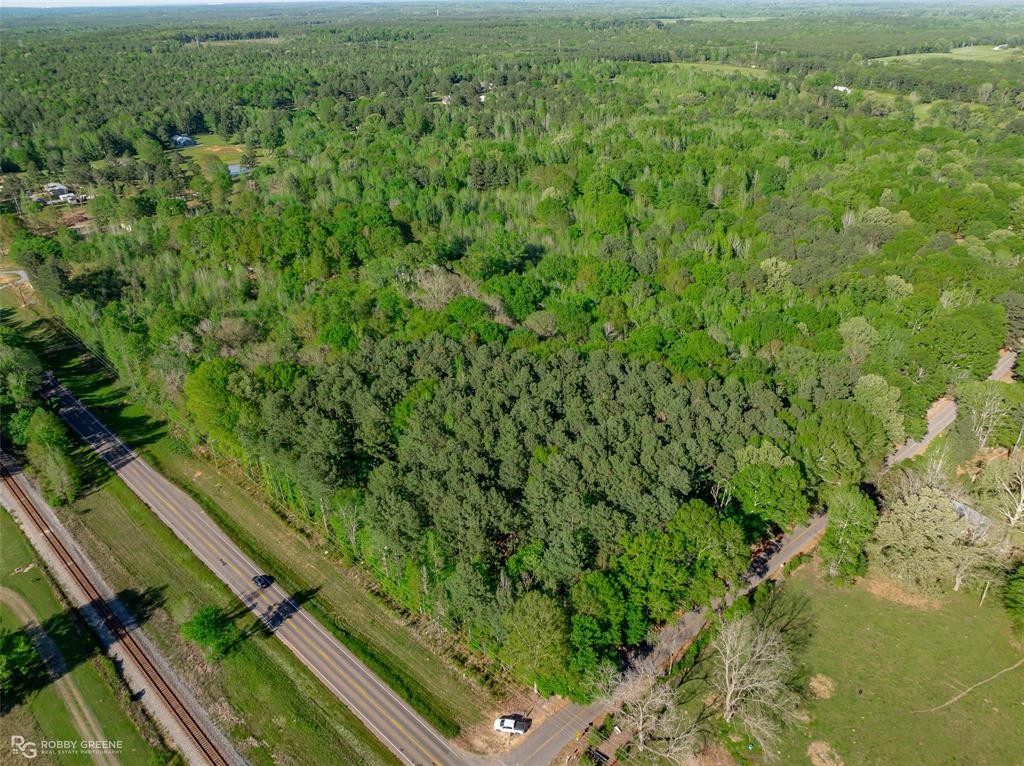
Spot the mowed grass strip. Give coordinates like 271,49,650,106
179,133,245,163
2,295,492,734
1,510,171,766
773,565,1024,766
872,45,1022,63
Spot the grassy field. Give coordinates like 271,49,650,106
179,134,245,164
615,558,1023,766
0,287,495,735
664,61,775,79
873,45,1021,64
0,510,173,765
87,133,246,170
771,564,1024,766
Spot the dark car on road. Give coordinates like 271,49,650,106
252,574,274,589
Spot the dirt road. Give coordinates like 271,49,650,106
0,587,117,766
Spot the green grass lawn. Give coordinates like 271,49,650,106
179,134,245,163
89,133,243,168
1,290,494,736
772,565,1024,766
617,560,1024,766
663,61,776,78
873,45,1021,64
0,510,172,765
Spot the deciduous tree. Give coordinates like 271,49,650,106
869,488,995,593
711,612,798,758
818,486,877,581
499,591,570,694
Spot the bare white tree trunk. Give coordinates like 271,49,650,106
612,656,702,763
614,657,671,751
969,391,1007,451
711,614,798,759
997,457,1024,528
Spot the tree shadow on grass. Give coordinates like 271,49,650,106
752,587,815,657
1,310,165,455
69,439,115,499
0,585,165,714
219,586,322,655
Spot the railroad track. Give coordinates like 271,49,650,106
1,464,232,766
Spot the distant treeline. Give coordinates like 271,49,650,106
173,30,278,44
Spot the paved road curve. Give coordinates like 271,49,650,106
0,269,31,288
44,376,463,766
886,349,1018,467
989,348,1018,383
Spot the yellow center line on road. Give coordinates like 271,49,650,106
127,472,445,766
521,705,592,762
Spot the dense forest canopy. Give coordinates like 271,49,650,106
4,2,1024,173
3,2,1023,698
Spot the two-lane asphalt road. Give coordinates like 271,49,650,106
44,376,462,766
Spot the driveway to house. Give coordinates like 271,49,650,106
989,348,1018,383
0,269,31,288
886,396,959,466
887,348,1018,467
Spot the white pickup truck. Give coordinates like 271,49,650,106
493,716,531,735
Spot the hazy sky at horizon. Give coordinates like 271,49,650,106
1,0,497,7
4,0,450,9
